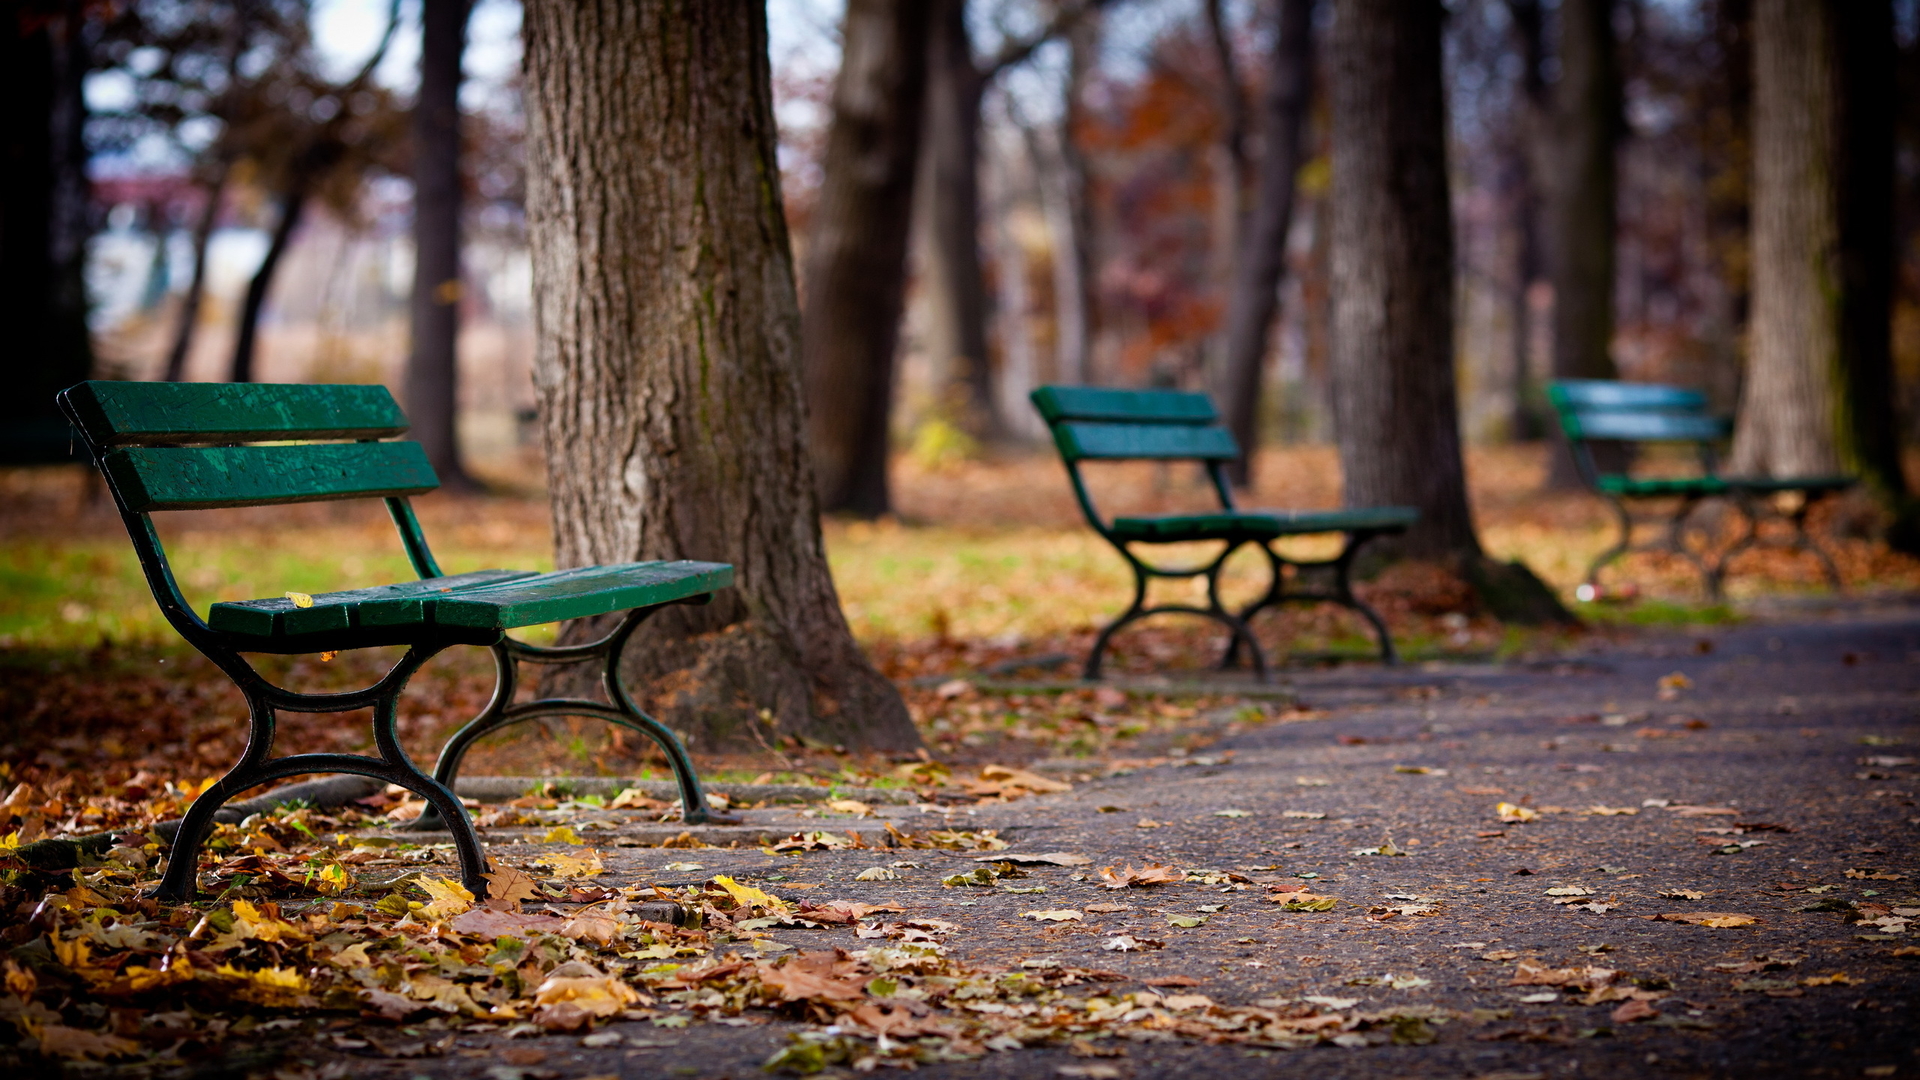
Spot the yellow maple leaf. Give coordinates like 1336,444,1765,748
285,591,314,608
215,964,309,992
49,935,91,969
1496,802,1539,823
537,849,605,878
417,875,475,920
711,874,783,911
542,825,585,845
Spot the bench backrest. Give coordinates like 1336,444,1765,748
59,381,439,512
1546,379,1731,445
1030,386,1239,462
1030,385,1239,531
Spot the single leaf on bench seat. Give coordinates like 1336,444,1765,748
208,569,540,637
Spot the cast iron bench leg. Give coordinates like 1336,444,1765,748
155,644,489,902
1226,532,1397,667
1714,490,1844,596
411,602,718,831
1084,543,1268,683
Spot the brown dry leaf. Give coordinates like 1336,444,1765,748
1097,863,1184,889
1656,912,1758,928
757,956,867,1002
483,862,541,909
450,907,569,939
977,764,1071,794
1667,805,1738,817
35,1025,142,1061
842,1002,953,1039
1611,998,1659,1023
1141,974,1203,987
1084,902,1130,913
559,914,622,946
1509,962,1617,990
825,799,875,817
794,900,905,925
537,849,606,878
1159,993,1215,1011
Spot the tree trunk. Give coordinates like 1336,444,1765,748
919,0,997,438
520,0,919,752
406,0,475,488
1503,0,1548,441
163,169,227,382
1203,0,1249,331
1327,0,1478,560
1,0,93,449
1047,12,1100,386
1218,0,1315,487
802,0,931,518
1543,0,1622,489
1730,0,1843,477
229,184,307,383
1829,0,1907,515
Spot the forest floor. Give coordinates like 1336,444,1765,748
1,446,1917,1077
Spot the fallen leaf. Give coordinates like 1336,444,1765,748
1302,994,1360,1009
1160,993,1214,1011
417,876,475,921
537,849,605,878
450,907,569,939
1545,887,1592,897
36,1025,143,1061
1497,802,1539,823
1510,962,1617,989
794,900,904,924
1097,863,1184,889
1101,935,1164,951
854,867,897,881
1656,912,1758,928
1167,915,1207,928
285,591,314,609
1142,974,1203,987
1084,902,1129,913
660,861,705,872
1276,894,1338,912
711,875,784,911
1611,998,1658,1023
1281,810,1326,819
825,799,874,816
1022,909,1083,922
1214,809,1252,817
1583,806,1638,816
482,863,540,909
974,851,1093,867
1135,819,1163,829
1658,889,1706,901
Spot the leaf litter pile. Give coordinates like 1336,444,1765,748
0,789,1513,1076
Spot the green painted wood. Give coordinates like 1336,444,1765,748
1052,421,1240,462
61,381,409,447
430,561,735,630
1110,507,1418,543
1595,475,1728,497
1547,379,1707,414
208,569,538,638
1031,385,1218,425
104,442,440,511
1562,411,1730,442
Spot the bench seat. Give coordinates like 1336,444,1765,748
207,561,733,649
1110,507,1419,544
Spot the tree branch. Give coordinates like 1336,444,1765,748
981,0,1115,79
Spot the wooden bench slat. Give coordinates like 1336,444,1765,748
1111,507,1418,543
208,569,540,637
1052,420,1239,462
63,381,409,448
1563,411,1731,442
1031,385,1219,425
103,442,440,511
431,560,736,630
1548,379,1707,412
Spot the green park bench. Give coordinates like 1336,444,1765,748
56,380,734,901
1031,385,1418,680
1547,378,1853,600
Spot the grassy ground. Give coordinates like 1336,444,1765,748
2,444,1914,791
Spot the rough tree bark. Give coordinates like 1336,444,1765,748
1217,0,1316,488
406,0,475,488
520,0,919,752
1048,12,1101,386
802,0,931,518
1543,0,1623,489
1733,0,1912,541
1,0,93,455
1328,0,1568,623
1730,0,1842,477
1203,0,1249,317
1502,0,1548,441
1328,0,1477,560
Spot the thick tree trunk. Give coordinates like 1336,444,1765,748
1218,0,1315,487
1,1,92,446
919,0,997,437
406,0,475,488
229,184,307,383
1829,0,1907,514
802,0,931,518
1504,0,1548,441
1730,0,1843,477
1543,0,1623,489
1203,0,1249,325
521,0,919,752
1327,0,1478,561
